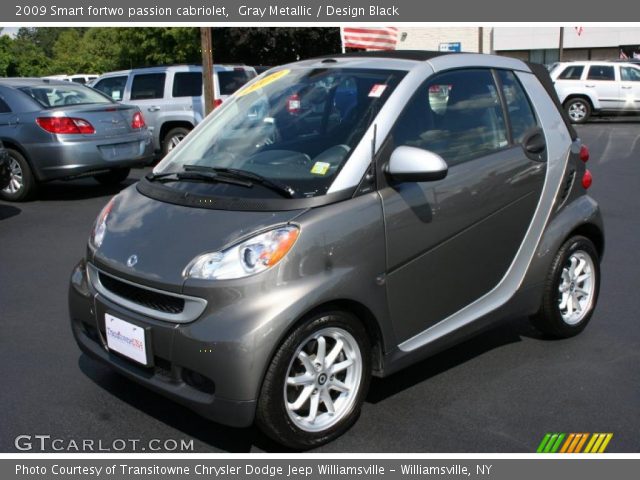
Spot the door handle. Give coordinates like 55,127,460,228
585,84,596,88
147,106,161,112
622,85,633,89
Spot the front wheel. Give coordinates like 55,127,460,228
531,236,600,338
256,311,371,449
565,98,592,124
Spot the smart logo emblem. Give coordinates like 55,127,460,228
537,433,613,453
126,254,138,267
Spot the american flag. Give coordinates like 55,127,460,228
340,27,399,51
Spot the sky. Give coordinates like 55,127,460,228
1,27,19,37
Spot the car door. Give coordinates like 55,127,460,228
585,64,620,110
129,72,167,138
619,65,640,111
379,68,547,343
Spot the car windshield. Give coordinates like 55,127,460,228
156,67,405,198
19,84,112,108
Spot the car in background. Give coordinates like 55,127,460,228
551,60,640,123
90,65,257,156
0,78,153,201
43,74,99,85
0,141,10,191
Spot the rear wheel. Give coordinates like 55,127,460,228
93,168,130,186
256,311,371,449
531,236,600,338
0,149,36,202
162,127,191,156
565,98,591,124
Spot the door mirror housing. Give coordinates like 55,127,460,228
385,146,448,182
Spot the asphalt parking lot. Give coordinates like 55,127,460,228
1,120,639,453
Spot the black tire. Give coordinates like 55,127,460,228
256,311,371,450
564,97,592,124
93,168,130,186
162,127,191,157
531,235,600,338
0,148,37,202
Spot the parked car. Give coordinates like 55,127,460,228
0,78,153,201
70,51,603,449
0,141,11,191
43,74,99,85
551,60,640,123
89,65,257,156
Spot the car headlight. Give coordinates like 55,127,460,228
90,197,116,249
186,225,300,280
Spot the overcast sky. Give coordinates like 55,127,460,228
1,27,19,37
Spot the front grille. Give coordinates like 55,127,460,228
98,273,185,314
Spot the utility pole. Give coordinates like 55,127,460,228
478,26,484,53
558,27,564,62
201,27,215,116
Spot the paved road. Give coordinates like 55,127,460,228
1,121,639,453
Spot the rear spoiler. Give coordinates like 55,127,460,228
526,61,578,141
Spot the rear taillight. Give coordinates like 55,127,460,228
582,169,593,189
131,111,146,129
580,145,590,162
36,117,95,134
213,98,223,109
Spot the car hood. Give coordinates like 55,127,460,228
91,184,305,292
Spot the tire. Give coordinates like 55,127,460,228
531,236,600,338
256,311,371,450
162,127,191,156
93,168,130,186
0,148,36,202
565,97,592,124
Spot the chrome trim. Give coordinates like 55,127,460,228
399,71,572,352
87,263,207,324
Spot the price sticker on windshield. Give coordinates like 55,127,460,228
368,84,388,98
237,69,291,97
310,162,331,176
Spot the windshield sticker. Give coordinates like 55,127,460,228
368,84,387,98
237,69,291,97
310,162,331,176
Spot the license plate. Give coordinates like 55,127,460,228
105,313,148,365
100,142,139,160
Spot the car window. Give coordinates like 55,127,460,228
93,76,128,101
131,73,166,100
558,65,584,80
19,84,113,108
393,69,508,167
587,65,615,81
498,70,538,143
0,97,11,113
218,70,257,95
71,77,86,84
158,68,405,198
620,66,640,82
173,72,202,97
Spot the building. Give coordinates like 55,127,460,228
396,27,640,64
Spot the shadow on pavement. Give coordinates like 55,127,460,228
35,178,139,202
78,355,293,453
0,203,21,220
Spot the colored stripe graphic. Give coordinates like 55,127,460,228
537,433,613,453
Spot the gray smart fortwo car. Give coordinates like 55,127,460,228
69,52,604,449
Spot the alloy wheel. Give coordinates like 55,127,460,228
558,250,596,325
3,157,23,195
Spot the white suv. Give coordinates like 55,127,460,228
90,65,257,156
551,61,640,123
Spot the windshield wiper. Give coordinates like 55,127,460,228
145,171,252,188
183,164,296,198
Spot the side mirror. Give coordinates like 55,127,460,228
385,146,448,182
